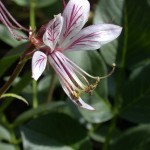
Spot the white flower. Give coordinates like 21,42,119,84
31,0,122,110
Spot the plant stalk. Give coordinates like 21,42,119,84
47,71,56,103
102,115,117,150
29,0,38,108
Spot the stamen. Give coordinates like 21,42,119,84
0,9,20,30
56,52,87,89
99,63,116,79
0,1,29,40
0,1,29,31
50,54,82,92
57,52,116,95
49,51,116,104
59,52,99,80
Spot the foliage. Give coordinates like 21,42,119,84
0,0,149,150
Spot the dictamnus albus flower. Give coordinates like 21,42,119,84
0,0,122,110
31,0,122,110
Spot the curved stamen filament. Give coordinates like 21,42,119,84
59,52,116,81
55,52,87,89
0,1,29,40
99,63,116,79
57,52,116,94
59,52,99,79
0,1,29,32
49,51,116,101
50,54,83,92
66,61,90,86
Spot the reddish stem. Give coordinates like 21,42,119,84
62,0,66,9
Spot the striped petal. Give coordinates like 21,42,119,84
63,24,122,51
59,0,90,48
43,14,63,52
61,81,95,110
48,51,95,110
32,51,47,81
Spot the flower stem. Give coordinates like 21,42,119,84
102,3,128,150
47,71,56,103
32,80,38,108
0,62,25,97
30,0,36,29
102,115,117,150
29,0,38,108
115,2,128,109
0,60,26,113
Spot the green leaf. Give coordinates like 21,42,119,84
0,125,11,141
38,76,51,92
13,102,66,127
94,0,150,68
13,0,58,8
0,24,27,47
88,52,108,99
78,93,113,123
110,124,150,150
0,143,15,150
0,93,28,105
120,63,150,123
0,42,28,77
10,72,31,94
90,125,121,143
20,112,92,150
94,0,123,65
0,72,31,112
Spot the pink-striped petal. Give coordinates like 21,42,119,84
61,82,95,110
77,98,95,110
59,0,90,48
58,73,95,110
63,24,122,51
32,51,47,81
47,51,94,110
43,14,63,52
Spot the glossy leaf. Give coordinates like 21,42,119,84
94,0,150,68
0,143,15,150
94,0,123,65
20,113,92,150
13,102,66,127
0,125,11,141
121,63,150,123
90,125,121,143
110,124,150,150
0,93,28,105
78,93,113,123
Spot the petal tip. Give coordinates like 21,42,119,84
78,98,95,111
81,105,95,111
116,25,123,36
